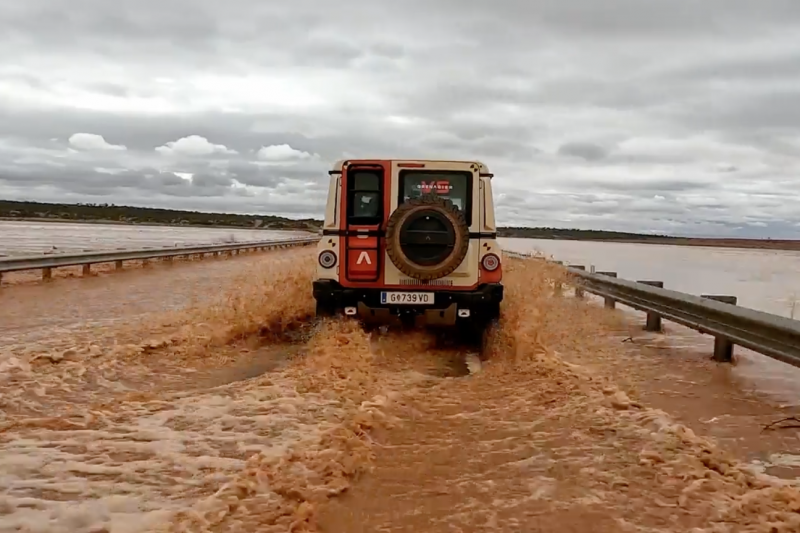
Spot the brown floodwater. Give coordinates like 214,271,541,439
1,227,799,531
501,237,800,408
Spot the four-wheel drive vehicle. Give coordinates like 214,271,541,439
312,159,503,330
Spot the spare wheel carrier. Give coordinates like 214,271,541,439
385,194,470,281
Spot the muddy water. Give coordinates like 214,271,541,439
0,249,487,532
0,220,312,257
1,250,800,531
0,249,322,531
500,237,800,408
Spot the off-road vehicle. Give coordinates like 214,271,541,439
312,159,503,333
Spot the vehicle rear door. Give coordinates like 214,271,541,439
340,161,388,283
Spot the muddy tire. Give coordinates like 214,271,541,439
385,194,470,281
315,301,336,318
478,318,499,361
458,315,499,359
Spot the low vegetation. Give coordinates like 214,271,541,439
0,200,321,231
498,226,675,240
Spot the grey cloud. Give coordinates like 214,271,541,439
0,163,147,190
390,81,536,121
0,106,261,153
156,174,189,187
290,38,364,68
0,0,800,237
0,105,375,161
368,42,406,60
479,1,800,37
191,173,234,188
566,177,717,193
558,142,609,161
225,161,328,189
662,53,800,83
84,82,136,98
676,90,800,132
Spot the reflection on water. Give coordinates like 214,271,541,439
0,220,311,257
500,237,800,406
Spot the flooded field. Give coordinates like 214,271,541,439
0,220,312,257
501,237,800,408
499,238,800,318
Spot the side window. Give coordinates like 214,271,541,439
347,170,382,225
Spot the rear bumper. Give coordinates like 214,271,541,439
312,280,503,326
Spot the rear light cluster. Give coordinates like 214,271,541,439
318,250,337,268
481,253,500,271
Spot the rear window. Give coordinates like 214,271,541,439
398,170,472,224
347,169,383,225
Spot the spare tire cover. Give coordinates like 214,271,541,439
385,194,470,281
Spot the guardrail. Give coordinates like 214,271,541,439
0,236,320,284
504,250,800,369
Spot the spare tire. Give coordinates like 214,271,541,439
385,194,470,281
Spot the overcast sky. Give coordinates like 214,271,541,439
2,1,800,237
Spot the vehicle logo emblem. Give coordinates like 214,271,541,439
356,251,372,265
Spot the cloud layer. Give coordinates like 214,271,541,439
2,0,800,236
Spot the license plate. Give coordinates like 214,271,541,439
380,291,434,305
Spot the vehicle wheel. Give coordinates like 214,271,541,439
458,318,487,348
486,302,501,321
360,322,378,334
478,318,499,361
385,194,470,281
315,301,336,318
458,316,498,359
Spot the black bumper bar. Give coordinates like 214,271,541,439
312,280,503,310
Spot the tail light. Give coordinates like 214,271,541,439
481,253,500,271
318,250,337,268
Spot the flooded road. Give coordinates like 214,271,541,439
0,233,799,530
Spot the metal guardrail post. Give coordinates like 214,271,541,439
596,272,618,308
551,260,565,296
701,295,738,362
638,281,664,331
571,266,586,298
554,277,563,296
